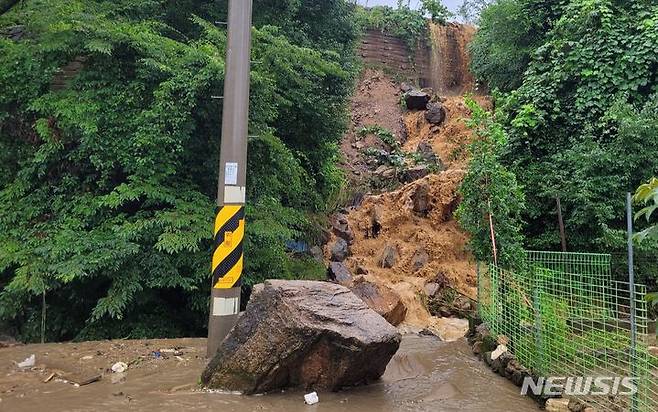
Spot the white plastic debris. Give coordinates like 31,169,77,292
17,354,35,368
491,344,508,360
304,391,319,405
111,362,128,373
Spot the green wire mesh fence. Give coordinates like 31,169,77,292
478,251,658,412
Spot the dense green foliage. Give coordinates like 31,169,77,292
634,177,658,313
456,99,525,267
465,0,658,275
420,0,452,24
0,0,358,341
354,4,427,50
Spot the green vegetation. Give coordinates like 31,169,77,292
0,0,358,341
456,99,525,267
634,177,658,314
462,1,658,282
420,0,452,24
354,3,428,50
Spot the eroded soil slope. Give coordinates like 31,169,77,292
331,62,490,334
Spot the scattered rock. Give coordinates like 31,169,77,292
453,295,473,313
545,398,571,412
411,248,429,271
310,246,323,262
370,206,383,238
424,282,440,297
374,165,396,179
416,141,439,164
327,262,354,287
402,165,430,183
351,277,407,326
411,182,431,215
491,344,508,360
332,213,354,244
475,323,490,340
356,265,369,275
111,362,128,373
497,335,510,346
400,82,413,94
648,346,658,357
202,280,401,394
424,102,447,125
472,341,483,355
404,90,430,110
378,243,398,268
330,238,350,262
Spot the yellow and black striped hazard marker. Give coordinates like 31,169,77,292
212,205,245,289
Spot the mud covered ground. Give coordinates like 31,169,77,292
0,335,538,412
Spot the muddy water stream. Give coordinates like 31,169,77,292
0,335,537,412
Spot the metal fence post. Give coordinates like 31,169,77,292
627,192,638,412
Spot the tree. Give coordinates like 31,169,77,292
420,0,451,24
0,0,359,342
457,99,525,267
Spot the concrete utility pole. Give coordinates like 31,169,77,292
207,0,253,358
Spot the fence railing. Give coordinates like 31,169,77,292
478,251,658,412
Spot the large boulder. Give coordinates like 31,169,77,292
202,280,401,394
404,90,430,110
424,102,446,125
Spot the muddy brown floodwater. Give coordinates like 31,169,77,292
0,335,538,412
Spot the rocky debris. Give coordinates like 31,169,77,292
401,164,430,183
424,102,446,125
202,280,401,394
424,282,440,297
496,335,510,346
416,140,440,165
400,82,413,94
369,206,383,238
327,262,353,287
411,182,431,215
310,246,323,262
404,90,430,110
111,362,128,373
467,318,595,411
329,238,349,262
378,243,398,268
491,344,508,360
373,165,396,179
411,248,429,272
331,213,354,244
356,265,369,275
351,277,407,326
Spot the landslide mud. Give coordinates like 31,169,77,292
0,336,538,412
